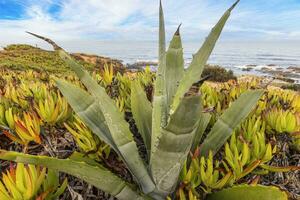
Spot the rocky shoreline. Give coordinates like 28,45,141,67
126,60,300,84
241,64,300,83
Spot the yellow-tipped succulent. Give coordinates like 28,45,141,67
0,163,67,200
198,152,232,192
267,88,300,112
101,63,114,87
221,130,276,183
116,73,132,111
238,115,266,142
64,116,110,160
180,150,232,197
3,112,41,145
4,83,28,108
264,108,299,134
4,107,16,130
0,104,5,126
35,92,71,125
136,66,154,87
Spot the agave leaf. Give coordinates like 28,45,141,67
131,81,152,153
27,32,155,194
69,151,107,166
206,184,288,200
170,0,240,114
165,25,184,115
56,77,154,194
151,0,168,158
0,150,147,200
191,112,211,153
151,95,202,196
55,79,116,150
200,90,264,157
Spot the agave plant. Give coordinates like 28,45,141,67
0,1,288,199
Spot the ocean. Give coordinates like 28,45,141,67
3,40,300,82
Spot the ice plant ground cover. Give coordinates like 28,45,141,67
0,1,299,199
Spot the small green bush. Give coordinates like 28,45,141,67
202,65,237,82
281,84,300,92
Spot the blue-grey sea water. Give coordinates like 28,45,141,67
3,40,300,82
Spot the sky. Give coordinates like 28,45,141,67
0,0,300,45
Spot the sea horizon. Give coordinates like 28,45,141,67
1,40,300,82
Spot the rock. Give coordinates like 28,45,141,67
261,67,271,71
287,66,300,73
246,64,257,67
281,84,300,91
126,61,158,70
242,67,253,71
275,77,295,83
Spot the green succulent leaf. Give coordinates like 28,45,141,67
55,79,116,150
206,184,288,200
170,0,240,114
191,112,211,153
0,150,147,200
151,0,168,159
200,90,264,157
151,95,202,196
131,80,152,153
165,25,184,115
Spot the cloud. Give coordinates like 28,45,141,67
0,0,300,48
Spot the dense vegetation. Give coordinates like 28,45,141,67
0,59,299,199
0,44,95,73
0,1,299,200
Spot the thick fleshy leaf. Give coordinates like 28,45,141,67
27,32,155,194
151,0,168,159
0,150,147,200
191,112,211,153
131,81,152,153
206,184,288,200
200,90,264,157
55,79,116,150
165,26,184,115
170,0,240,114
56,70,154,194
150,95,202,196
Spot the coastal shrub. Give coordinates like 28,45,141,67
3,44,39,51
281,84,300,92
0,44,95,73
202,65,237,82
